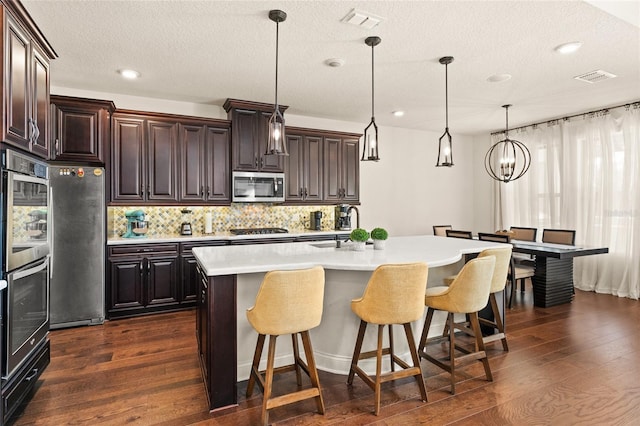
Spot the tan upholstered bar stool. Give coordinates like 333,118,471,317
418,256,496,394
446,246,512,351
246,266,325,426
347,263,429,415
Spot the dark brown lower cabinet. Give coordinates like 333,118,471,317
107,244,181,318
181,240,228,303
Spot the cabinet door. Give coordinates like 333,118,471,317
304,135,323,202
147,120,178,202
258,111,284,172
181,256,199,302
29,46,50,158
323,137,342,201
206,126,230,202
284,134,304,201
112,116,145,202
147,256,179,306
108,258,145,311
341,138,360,201
51,98,110,163
4,18,31,149
232,109,259,171
179,124,206,202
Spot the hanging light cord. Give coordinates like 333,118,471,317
504,105,510,138
444,62,449,129
274,20,280,109
370,42,375,119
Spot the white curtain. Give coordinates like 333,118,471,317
495,104,640,299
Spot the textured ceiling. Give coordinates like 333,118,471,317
22,0,640,135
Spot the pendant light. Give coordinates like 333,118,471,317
436,56,454,167
265,9,288,156
484,105,532,183
361,36,381,162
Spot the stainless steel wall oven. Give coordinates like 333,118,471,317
1,149,50,379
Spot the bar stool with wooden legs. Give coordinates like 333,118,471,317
445,246,512,351
347,262,429,415
418,256,496,394
246,266,325,426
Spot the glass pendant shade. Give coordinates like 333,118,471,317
265,9,288,156
484,104,532,183
436,56,454,167
361,36,381,162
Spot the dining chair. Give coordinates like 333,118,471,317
347,262,429,415
542,229,576,245
246,266,326,425
418,256,496,394
433,225,452,236
445,229,473,239
509,226,537,242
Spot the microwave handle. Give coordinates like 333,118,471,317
49,185,54,279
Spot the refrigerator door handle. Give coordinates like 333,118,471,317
50,185,54,279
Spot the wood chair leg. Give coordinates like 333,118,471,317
292,333,302,386
403,322,428,402
418,307,435,354
447,312,456,395
388,324,395,372
300,330,325,415
246,333,266,397
469,312,493,382
374,324,384,416
261,335,278,426
488,293,508,351
347,320,367,385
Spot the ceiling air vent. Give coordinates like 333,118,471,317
341,9,383,29
573,69,617,84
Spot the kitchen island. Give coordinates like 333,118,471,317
193,235,509,411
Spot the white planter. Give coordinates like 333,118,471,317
373,239,386,250
352,241,366,251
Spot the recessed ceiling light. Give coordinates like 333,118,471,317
487,74,512,83
325,58,345,68
392,110,404,117
118,69,140,79
554,41,582,54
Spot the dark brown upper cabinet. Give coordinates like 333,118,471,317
50,95,115,164
323,135,360,203
224,99,288,172
111,111,179,203
179,121,231,203
1,2,57,159
284,128,323,203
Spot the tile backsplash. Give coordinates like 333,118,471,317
108,204,339,237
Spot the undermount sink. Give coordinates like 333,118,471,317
309,242,338,249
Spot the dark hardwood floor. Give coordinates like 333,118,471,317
10,289,640,425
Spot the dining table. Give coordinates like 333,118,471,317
510,240,609,307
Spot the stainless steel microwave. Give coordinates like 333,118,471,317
232,171,285,203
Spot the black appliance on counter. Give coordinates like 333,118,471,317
335,204,351,230
310,211,323,230
1,149,51,424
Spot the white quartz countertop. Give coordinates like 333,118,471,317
193,235,510,276
107,229,350,245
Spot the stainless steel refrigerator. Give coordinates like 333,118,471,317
49,166,105,329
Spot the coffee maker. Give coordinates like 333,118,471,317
310,211,323,230
335,204,351,230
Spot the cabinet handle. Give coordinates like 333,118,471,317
140,185,145,197
55,138,59,156
206,186,211,197
200,186,204,197
260,157,264,169
255,156,258,168
139,260,144,276
25,368,39,382
304,188,308,197
299,188,303,197
33,121,40,144
147,185,151,197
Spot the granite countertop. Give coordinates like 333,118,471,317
107,229,351,245
192,235,510,276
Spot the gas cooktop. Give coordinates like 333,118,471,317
229,227,289,235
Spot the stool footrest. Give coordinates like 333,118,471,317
265,388,321,410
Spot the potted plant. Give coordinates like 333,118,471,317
350,228,370,251
371,227,388,250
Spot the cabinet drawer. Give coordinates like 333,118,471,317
109,243,179,257
180,240,228,255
